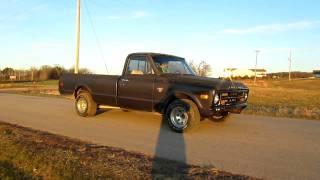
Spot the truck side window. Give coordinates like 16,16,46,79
126,57,152,75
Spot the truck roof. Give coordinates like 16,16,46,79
128,52,184,59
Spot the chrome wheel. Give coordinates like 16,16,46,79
77,97,88,114
170,106,188,129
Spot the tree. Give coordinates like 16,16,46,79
0,69,3,81
2,67,14,76
50,65,66,79
68,67,92,74
189,60,212,77
39,65,53,81
29,67,39,81
1,67,15,79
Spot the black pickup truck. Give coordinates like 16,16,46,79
59,52,249,132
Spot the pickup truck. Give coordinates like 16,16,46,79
59,52,249,133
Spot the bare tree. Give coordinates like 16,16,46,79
29,67,38,81
50,65,66,79
39,65,52,81
68,67,92,74
189,60,212,77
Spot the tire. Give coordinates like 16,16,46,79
210,112,229,122
165,99,200,133
75,91,97,117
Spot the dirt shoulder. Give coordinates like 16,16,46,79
0,122,256,179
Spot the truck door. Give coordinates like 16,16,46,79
118,55,155,111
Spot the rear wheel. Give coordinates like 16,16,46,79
165,99,200,133
75,91,97,117
210,112,229,122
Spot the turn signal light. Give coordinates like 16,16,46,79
200,94,209,100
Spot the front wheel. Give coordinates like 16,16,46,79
75,91,97,117
165,99,200,133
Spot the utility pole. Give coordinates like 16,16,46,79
31,70,34,81
74,0,81,74
254,50,260,85
289,49,292,81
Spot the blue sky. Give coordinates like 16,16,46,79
0,0,319,76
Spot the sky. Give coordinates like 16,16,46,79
0,0,319,76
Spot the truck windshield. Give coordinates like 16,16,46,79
153,55,195,75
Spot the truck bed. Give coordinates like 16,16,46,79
59,74,120,106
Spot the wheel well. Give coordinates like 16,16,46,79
163,93,198,113
74,86,89,98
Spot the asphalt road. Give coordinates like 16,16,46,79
0,93,319,179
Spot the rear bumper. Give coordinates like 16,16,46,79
200,103,247,117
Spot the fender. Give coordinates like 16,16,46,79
74,84,93,98
173,91,203,109
161,90,203,113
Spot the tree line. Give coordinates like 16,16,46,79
0,61,213,82
0,65,91,81
229,71,313,80
1,61,314,81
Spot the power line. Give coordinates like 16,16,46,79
83,0,109,74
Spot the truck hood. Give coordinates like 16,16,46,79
163,75,248,91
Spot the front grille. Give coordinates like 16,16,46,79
218,90,248,106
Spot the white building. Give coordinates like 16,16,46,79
9,75,17,81
223,68,267,78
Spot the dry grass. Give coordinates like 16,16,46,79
243,79,320,120
0,80,59,96
0,80,58,86
0,122,254,179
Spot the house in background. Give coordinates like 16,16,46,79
9,75,17,81
313,70,320,78
223,68,267,78
249,69,267,78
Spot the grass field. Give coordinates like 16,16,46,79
243,79,320,120
0,80,58,88
0,122,252,179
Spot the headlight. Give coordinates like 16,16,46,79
214,93,220,104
